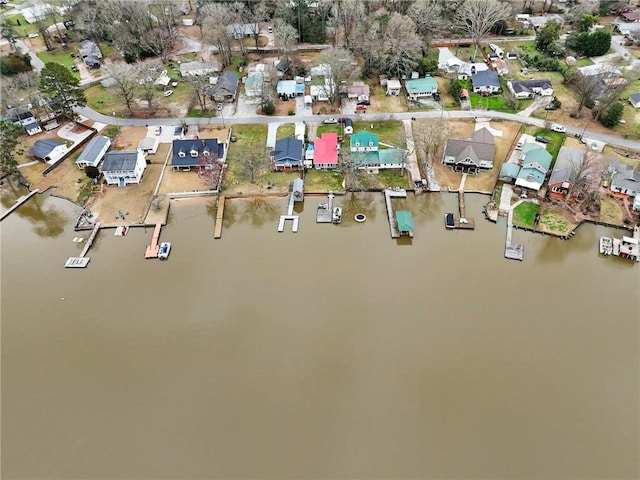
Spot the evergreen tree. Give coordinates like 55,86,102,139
0,119,25,178
535,20,562,55
39,62,86,120
600,102,624,128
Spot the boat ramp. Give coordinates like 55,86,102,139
65,221,101,268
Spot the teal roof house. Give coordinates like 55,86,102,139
405,77,438,101
350,131,379,152
515,145,552,191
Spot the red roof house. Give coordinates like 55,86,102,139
313,132,339,170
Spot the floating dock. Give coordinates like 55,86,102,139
505,209,524,261
214,195,225,239
145,223,162,258
316,192,334,223
384,188,407,238
65,221,101,268
278,189,299,233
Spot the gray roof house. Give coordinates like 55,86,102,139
101,150,146,186
226,23,258,39
171,138,225,170
76,135,111,168
442,127,496,173
610,161,640,197
270,137,304,171
471,70,500,94
179,60,220,77
209,71,239,102
547,146,585,200
629,92,640,109
29,138,68,163
78,40,102,67
507,79,553,98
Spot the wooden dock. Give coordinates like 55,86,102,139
65,221,101,268
0,189,39,222
214,195,225,239
145,223,162,258
316,192,334,223
505,209,524,261
451,190,475,230
384,188,407,239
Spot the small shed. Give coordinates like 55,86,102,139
343,118,353,135
137,137,159,155
396,210,414,237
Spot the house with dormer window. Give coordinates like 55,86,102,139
442,127,495,174
171,138,225,171
350,131,378,153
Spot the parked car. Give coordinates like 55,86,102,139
28,33,39,38
355,104,367,111
544,104,557,111
155,126,162,135
163,90,173,97
357,100,370,106
550,124,566,133
323,118,338,124
535,136,549,144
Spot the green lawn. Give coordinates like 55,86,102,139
6,14,40,37
37,49,77,71
276,123,295,139
377,169,411,188
352,120,405,148
316,125,343,137
513,201,539,228
84,84,123,114
304,169,344,192
228,124,267,146
532,129,564,161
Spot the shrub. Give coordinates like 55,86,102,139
85,165,100,179
0,52,32,75
287,109,295,115
262,100,275,115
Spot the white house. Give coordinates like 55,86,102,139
29,139,68,164
179,60,220,77
386,79,401,96
310,84,329,102
76,135,111,168
101,150,147,186
23,120,42,136
507,79,554,99
471,71,501,94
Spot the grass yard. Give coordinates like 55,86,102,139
369,86,408,114
352,120,405,148
513,201,539,228
599,194,625,225
316,124,343,137
376,169,411,188
538,207,577,235
6,14,40,37
228,123,267,145
84,85,123,115
304,169,344,192
276,123,295,139
37,49,78,73
532,129,564,161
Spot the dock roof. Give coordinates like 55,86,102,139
396,210,414,232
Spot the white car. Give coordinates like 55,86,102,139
323,118,338,124
163,90,173,97
550,124,566,133
28,33,39,38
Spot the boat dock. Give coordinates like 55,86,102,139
0,189,39,222
64,221,101,268
316,192,334,223
214,195,225,239
505,209,524,261
600,225,640,261
384,188,407,239
449,190,475,229
145,223,162,258
278,192,299,233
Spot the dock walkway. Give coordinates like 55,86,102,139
316,192,334,223
0,189,39,222
214,195,225,238
65,221,101,268
145,223,162,258
278,193,299,232
384,188,407,239
505,208,524,261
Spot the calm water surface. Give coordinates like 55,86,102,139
2,184,638,479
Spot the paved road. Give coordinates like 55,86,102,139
15,39,45,72
75,106,640,152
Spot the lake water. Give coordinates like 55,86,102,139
2,184,638,479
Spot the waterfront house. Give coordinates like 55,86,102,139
442,127,495,174
507,79,553,99
101,150,146,186
209,71,239,102
386,79,402,96
405,77,438,102
270,137,304,171
28,139,68,164
471,71,500,94
180,60,220,77
629,92,640,109
350,131,378,153
609,160,640,197
515,144,552,191
350,149,405,171
547,146,585,201
171,138,225,171
313,132,339,170
499,162,522,183
76,135,111,169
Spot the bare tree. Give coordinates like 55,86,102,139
408,0,446,41
382,13,423,79
137,63,160,111
413,118,451,168
234,141,269,183
196,153,226,190
186,74,211,112
351,18,383,75
140,27,176,62
329,0,364,48
102,61,139,115
568,66,612,116
565,151,605,206
202,8,234,68
273,18,298,67
314,47,360,109
455,0,511,59
336,149,368,192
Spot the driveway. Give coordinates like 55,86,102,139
517,96,552,117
